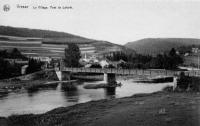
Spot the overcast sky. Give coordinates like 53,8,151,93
1,0,200,44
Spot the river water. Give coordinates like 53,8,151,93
0,79,174,117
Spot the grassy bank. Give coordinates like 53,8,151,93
0,91,200,126
0,70,58,92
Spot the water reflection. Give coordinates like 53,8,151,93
61,83,79,102
0,79,174,117
27,84,58,97
0,92,9,98
27,88,39,97
104,87,116,98
61,82,77,91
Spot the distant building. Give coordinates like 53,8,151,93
80,53,99,64
192,48,199,53
100,60,109,68
184,53,189,56
31,56,51,63
21,65,28,75
110,59,126,68
176,51,180,55
4,58,28,65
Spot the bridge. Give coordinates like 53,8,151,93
56,67,200,85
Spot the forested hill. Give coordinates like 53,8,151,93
0,26,93,42
125,38,200,56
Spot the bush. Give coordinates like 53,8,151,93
90,64,102,68
177,72,200,91
106,64,115,68
177,72,191,90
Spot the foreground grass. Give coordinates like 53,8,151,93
0,91,200,126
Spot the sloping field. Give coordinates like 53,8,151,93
0,35,133,58
0,26,135,58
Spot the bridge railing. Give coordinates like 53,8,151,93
62,67,200,77
62,67,178,76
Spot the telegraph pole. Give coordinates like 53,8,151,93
197,48,200,70
198,53,199,70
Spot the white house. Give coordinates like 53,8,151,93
21,65,28,75
100,60,109,68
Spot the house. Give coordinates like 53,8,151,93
184,53,189,57
100,60,109,68
31,56,52,63
21,65,28,75
110,59,126,68
192,48,199,53
4,58,28,65
80,53,100,66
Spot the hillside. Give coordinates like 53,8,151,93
125,38,200,56
0,26,135,58
0,26,93,42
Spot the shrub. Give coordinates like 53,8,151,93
90,64,102,68
177,72,191,90
177,72,200,91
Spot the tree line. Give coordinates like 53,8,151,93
0,58,21,79
0,48,44,79
63,43,183,70
0,48,27,59
106,48,183,70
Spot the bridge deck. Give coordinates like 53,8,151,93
61,67,200,77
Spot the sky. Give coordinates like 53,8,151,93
1,0,200,44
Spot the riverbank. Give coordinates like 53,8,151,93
1,91,199,126
0,70,58,92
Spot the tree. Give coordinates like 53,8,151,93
26,59,44,74
169,48,176,57
64,43,81,67
0,58,21,79
0,48,27,59
177,72,191,90
168,48,183,69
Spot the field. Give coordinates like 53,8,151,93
0,35,129,58
0,26,134,58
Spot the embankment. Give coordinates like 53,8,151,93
0,70,58,91
1,91,200,126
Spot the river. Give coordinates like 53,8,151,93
0,78,174,117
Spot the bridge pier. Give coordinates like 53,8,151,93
55,71,71,81
56,71,71,81
173,77,178,91
61,71,71,81
104,73,117,86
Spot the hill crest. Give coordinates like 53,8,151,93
125,38,200,55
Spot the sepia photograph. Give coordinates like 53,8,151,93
0,0,200,125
